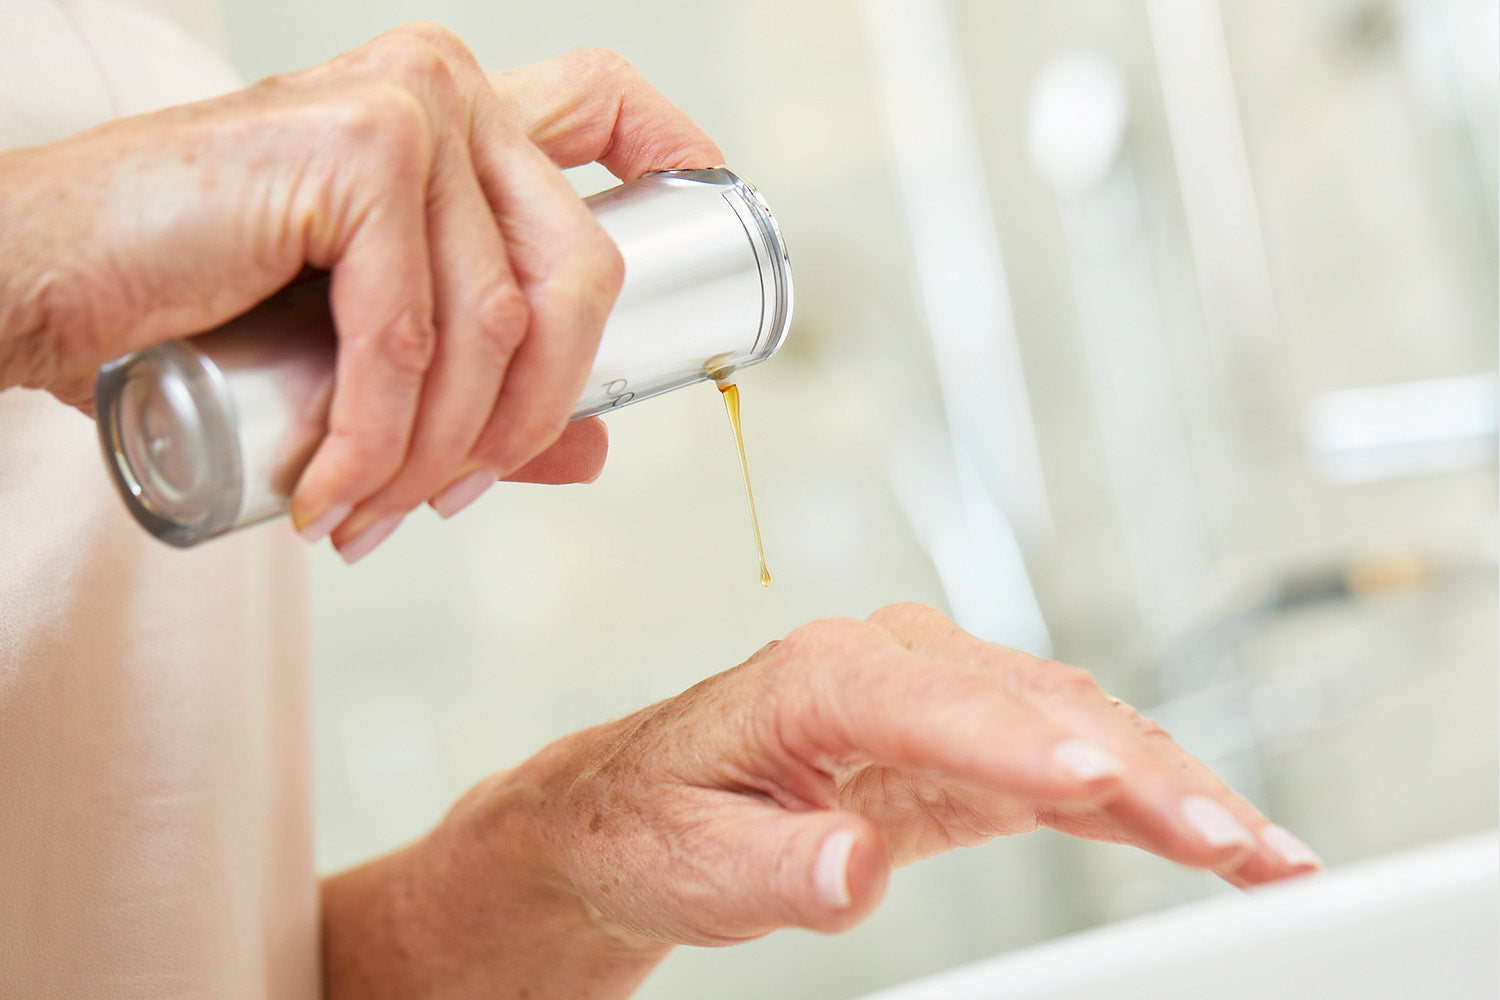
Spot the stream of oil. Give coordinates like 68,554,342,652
718,381,771,587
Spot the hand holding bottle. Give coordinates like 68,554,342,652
0,29,722,561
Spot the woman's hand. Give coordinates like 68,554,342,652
0,30,721,560
322,604,1321,999
504,603,1320,945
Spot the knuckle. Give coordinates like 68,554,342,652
321,424,406,489
867,602,948,631
776,617,876,670
373,308,437,378
1017,660,1103,702
470,284,530,360
26,266,101,368
568,46,634,82
508,406,570,454
546,265,622,332
388,38,456,94
743,638,782,666
251,69,301,94
866,603,968,655
332,84,430,158
537,223,625,311
393,20,464,50
592,233,626,297
383,23,483,94
1123,707,1175,744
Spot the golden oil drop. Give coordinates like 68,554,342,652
716,378,771,587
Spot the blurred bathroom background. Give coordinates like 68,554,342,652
217,0,1498,997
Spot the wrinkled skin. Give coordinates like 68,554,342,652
512,604,1313,944
0,28,721,558
325,605,1318,999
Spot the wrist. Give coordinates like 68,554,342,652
466,739,672,957
0,144,92,404
0,149,45,379
322,750,670,1000
439,759,673,995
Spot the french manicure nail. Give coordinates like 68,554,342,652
298,502,352,543
1181,796,1255,849
339,514,402,565
1262,824,1322,868
815,829,856,910
431,469,497,519
1052,740,1124,782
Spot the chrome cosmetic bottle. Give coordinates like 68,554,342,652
95,168,792,547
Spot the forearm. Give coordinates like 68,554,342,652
0,146,56,387
0,135,129,409
320,768,672,1000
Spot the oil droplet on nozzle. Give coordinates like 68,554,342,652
716,377,771,588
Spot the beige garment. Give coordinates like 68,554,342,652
0,3,318,998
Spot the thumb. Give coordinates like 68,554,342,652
495,417,608,485
691,806,890,940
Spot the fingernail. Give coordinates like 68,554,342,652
431,469,497,519
815,829,856,910
1262,824,1322,868
298,502,351,543
339,513,402,565
1181,795,1255,849
1052,740,1124,782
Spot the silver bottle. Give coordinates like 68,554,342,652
95,168,792,547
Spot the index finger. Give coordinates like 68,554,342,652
488,48,724,179
864,605,1322,885
765,619,1121,807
